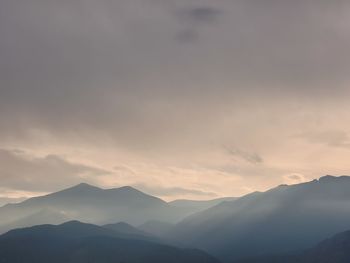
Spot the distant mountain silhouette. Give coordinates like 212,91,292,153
0,221,220,263
300,229,350,263
169,175,350,262
137,197,239,237
102,222,159,242
169,197,237,215
0,208,69,233
139,220,175,238
0,183,213,233
103,222,148,236
234,228,350,263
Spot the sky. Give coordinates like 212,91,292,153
1,0,350,201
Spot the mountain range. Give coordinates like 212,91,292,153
168,175,350,262
2,175,350,262
169,197,237,214
0,183,230,234
0,220,219,263
2,220,350,263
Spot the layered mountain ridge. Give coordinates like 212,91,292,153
2,175,350,262
168,175,350,261
0,183,234,234
0,220,219,263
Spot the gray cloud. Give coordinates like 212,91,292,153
1,0,349,141
0,197,27,207
283,173,307,185
174,6,222,43
224,146,263,164
176,6,222,24
1,0,350,197
0,149,110,192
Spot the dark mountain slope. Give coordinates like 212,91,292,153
300,229,350,263
233,229,350,263
0,221,220,263
102,222,159,242
169,175,350,262
103,222,148,236
139,220,175,238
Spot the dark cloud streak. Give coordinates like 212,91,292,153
224,146,263,164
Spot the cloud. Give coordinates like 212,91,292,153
0,197,25,207
0,0,350,198
224,146,263,164
177,6,222,24
0,0,349,151
0,149,110,193
295,130,350,149
174,6,222,43
283,173,307,185
0,197,27,207
113,165,136,175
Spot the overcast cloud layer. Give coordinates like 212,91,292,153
1,0,350,200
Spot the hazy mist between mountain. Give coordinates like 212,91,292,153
1,176,350,263
0,182,238,235
0,221,220,263
168,175,350,262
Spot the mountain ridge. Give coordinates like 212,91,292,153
0,221,220,263
0,183,235,234
168,175,350,262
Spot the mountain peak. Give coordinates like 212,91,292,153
117,186,139,192
73,182,99,189
61,220,84,226
107,186,149,196
318,175,350,183
45,183,102,198
58,184,140,194
117,185,143,193
63,183,102,192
